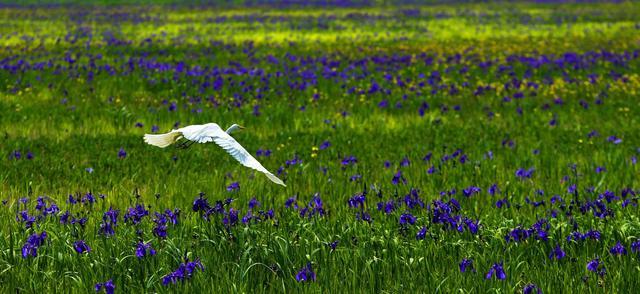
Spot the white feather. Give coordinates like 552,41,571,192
143,132,181,148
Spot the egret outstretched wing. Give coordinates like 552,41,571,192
211,134,286,187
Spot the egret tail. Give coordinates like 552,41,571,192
143,132,181,148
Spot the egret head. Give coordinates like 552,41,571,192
225,124,245,134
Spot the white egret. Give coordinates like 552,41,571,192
143,123,286,187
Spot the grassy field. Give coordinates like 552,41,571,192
1,2,640,293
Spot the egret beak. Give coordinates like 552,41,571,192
238,125,245,130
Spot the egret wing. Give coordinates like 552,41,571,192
147,123,286,186
211,134,286,187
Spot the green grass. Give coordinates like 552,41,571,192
1,2,640,293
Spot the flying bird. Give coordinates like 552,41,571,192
143,123,286,187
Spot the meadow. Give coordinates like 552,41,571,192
1,1,640,293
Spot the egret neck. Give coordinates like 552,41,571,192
225,124,244,134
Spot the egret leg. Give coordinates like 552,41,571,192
175,140,195,149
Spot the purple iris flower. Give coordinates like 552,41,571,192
459,259,475,273
135,242,157,259
631,240,640,253
162,258,204,286
399,212,416,226
549,244,566,260
586,258,605,276
523,284,542,294
22,231,47,258
94,279,115,294
73,240,91,254
485,262,506,280
117,148,127,159
416,227,427,240
226,182,240,192
392,170,406,185
295,262,316,282
609,241,627,255
319,141,331,150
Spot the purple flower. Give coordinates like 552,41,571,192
124,204,149,225
248,197,260,209
226,182,240,192
496,198,510,208
94,279,115,294
82,192,96,205
427,165,436,174
607,135,622,144
319,141,331,150
355,211,372,223
341,155,357,166
609,241,627,255
164,208,180,225
22,231,47,258
399,212,416,226
550,195,563,204
631,240,640,253
222,208,239,227
117,148,127,159
463,186,481,197
392,170,407,185
549,244,566,260
162,258,204,286
152,212,168,239
168,102,177,112
99,207,120,236
73,240,91,254
515,167,535,179
585,230,601,241
586,258,605,276
416,227,427,240
459,258,475,273
59,210,71,224
348,193,366,208
11,150,21,160
485,262,506,280
299,194,325,218
135,242,156,259
523,284,542,294
295,262,316,282
327,240,339,251
285,196,298,209
464,218,480,234
488,184,500,196
192,194,211,212
16,210,36,228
